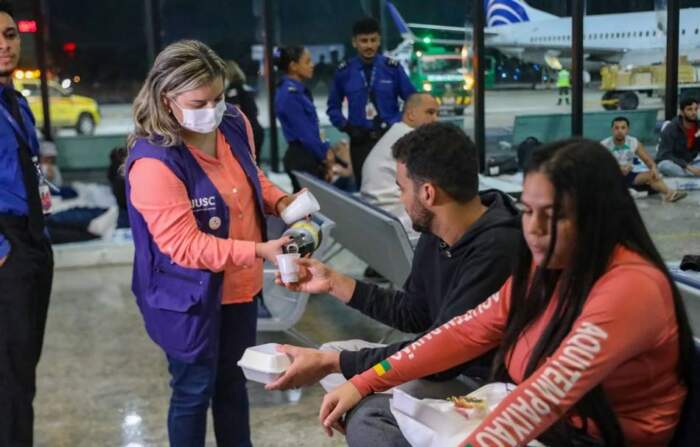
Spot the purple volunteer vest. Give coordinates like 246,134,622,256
126,105,265,363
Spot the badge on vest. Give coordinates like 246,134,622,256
191,196,216,212
208,216,222,230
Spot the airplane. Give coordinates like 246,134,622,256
388,0,700,72
483,0,700,71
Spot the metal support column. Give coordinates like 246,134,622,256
472,0,486,172
263,0,279,171
144,0,162,64
32,0,51,140
665,0,679,120
571,0,584,136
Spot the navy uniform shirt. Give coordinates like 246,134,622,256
326,54,416,131
275,75,330,162
0,84,41,258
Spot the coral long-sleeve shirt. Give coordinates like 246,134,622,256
351,247,686,446
129,124,287,304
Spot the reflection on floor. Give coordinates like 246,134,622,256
35,188,700,446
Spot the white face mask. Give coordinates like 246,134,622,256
174,99,226,134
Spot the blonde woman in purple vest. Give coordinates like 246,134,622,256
126,40,298,447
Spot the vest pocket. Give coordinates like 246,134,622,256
144,269,209,354
147,267,204,312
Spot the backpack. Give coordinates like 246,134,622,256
517,136,542,171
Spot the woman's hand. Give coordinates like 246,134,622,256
318,382,363,437
275,188,309,216
255,236,291,264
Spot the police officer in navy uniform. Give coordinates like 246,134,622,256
327,17,415,187
275,45,348,192
0,3,53,446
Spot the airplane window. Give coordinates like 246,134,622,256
682,29,686,35
696,29,699,34
653,31,656,36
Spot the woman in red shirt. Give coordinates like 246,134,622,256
319,139,694,446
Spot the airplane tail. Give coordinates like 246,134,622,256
485,0,557,27
386,1,415,40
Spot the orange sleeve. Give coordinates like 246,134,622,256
240,109,288,216
454,268,675,447
456,268,672,447
129,158,256,272
351,268,676,447
350,281,511,395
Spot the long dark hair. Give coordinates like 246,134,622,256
492,139,694,446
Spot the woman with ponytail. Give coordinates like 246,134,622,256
274,46,347,191
319,139,694,447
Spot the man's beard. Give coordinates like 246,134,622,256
410,201,434,234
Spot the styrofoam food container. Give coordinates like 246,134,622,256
237,343,292,384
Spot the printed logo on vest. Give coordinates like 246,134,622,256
209,216,222,230
191,196,216,213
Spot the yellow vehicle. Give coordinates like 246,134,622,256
14,73,100,135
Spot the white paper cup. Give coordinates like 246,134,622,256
281,191,320,224
276,253,301,283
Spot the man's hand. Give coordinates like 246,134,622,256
650,166,661,181
0,255,7,268
687,165,700,177
276,258,333,293
265,345,340,390
274,257,356,302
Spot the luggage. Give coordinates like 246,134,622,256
516,136,542,171
484,153,519,176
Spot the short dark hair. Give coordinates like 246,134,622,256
611,116,629,127
0,1,14,18
353,17,380,36
680,95,698,110
274,46,305,73
392,122,479,203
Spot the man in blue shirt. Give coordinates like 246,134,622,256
327,17,415,186
0,3,53,446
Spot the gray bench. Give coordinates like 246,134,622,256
511,109,659,146
294,171,414,289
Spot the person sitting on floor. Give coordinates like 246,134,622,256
656,95,700,177
268,122,522,447
601,116,686,202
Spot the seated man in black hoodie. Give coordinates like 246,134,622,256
656,95,700,177
269,122,521,446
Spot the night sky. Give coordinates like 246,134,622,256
12,0,700,94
